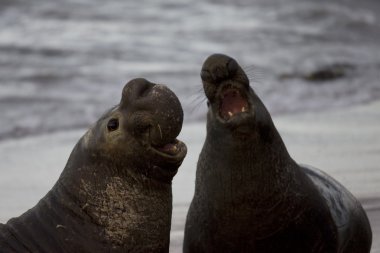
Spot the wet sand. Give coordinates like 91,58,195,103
0,101,379,252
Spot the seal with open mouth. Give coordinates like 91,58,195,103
0,78,187,253
183,54,372,253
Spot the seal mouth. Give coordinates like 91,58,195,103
148,139,187,167
218,86,250,121
141,138,186,183
151,139,186,159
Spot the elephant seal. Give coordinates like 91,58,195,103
0,78,187,253
183,54,372,253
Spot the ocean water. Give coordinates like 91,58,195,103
1,0,380,139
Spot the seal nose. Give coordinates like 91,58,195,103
120,78,184,147
201,54,239,84
121,78,155,106
201,54,249,102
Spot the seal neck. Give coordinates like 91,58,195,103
54,141,173,250
200,116,299,204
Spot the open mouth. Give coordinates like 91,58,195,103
144,138,186,182
153,139,182,156
150,139,186,161
219,87,249,120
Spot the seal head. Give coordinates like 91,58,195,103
0,78,187,253
82,78,187,182
200,54,274,142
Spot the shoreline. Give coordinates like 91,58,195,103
0,101,379,252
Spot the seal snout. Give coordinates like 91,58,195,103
200,54,252,123
121,78,156,106
120,78,186,167
200,54,240,84
201,54,249,102
121,79,183,142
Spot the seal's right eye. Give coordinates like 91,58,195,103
107,118,119,131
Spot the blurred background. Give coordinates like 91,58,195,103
0,0,379,252
1,0,380,138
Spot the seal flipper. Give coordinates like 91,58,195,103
302,165,372,253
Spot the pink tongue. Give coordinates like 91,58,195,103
157,143,178,155
220,90,248,119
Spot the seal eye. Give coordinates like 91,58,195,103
107,118,119,131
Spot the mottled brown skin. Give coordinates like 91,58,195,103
0,78,187,253
183,54,372,253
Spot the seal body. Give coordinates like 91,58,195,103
0,78,187,253
183,54,372,253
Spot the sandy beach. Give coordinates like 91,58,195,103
1,101,379,252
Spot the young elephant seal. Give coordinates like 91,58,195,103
183,54,372,253
0,78,187,253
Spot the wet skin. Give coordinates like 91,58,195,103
0,78,187,253
183,54,372,253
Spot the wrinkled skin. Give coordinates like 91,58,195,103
183,54,372,253
0,78,187,253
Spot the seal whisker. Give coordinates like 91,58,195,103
157,124,163,140
189,86,206,103
243,64,266,87
190,93,206,104
190,97,207,113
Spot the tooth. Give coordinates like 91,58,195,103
228,111,233,117
242,107,246,112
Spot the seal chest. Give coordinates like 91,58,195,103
0,78,187,253
183,54,372,253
